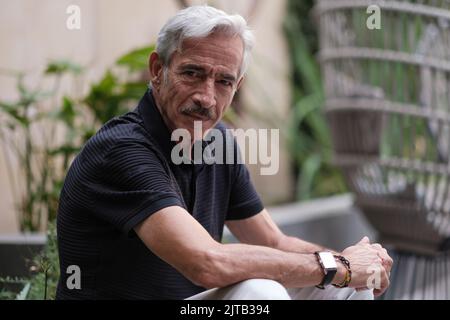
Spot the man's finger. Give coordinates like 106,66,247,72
373,288,384,297
376,251,394,272
358,236,370,244
372,243,382,250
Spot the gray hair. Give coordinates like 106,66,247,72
156,5,254,78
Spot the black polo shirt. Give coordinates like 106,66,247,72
56,89,264,300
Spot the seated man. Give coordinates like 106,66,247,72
56,5,392,300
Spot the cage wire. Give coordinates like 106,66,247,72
314,0,450,299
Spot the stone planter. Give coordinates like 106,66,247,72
0,233,46,278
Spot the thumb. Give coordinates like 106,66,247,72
358,236,370,244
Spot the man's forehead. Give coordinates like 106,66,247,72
176,60,238,78
172,35,243,72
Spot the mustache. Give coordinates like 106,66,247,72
180,104,216,120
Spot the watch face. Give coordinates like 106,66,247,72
319,252,337,269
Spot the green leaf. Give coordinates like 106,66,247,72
60,96,76,126
116,45,155,72
45,60,83,75
47,144,79,156
119,81,148,100
297,153,322,200
84,71,124,123
0,101,30,126
95,71,117,93
15,77,54,106
0,276,27,285
0,100,17,113
293,93,323,125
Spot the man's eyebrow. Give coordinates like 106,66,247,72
178,64,205,72
178,64,237,82
219,73,237,82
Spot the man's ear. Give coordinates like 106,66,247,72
149,52,164,87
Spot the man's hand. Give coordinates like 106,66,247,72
341,237,393,297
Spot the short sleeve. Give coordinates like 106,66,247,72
226,142,264,220
84,139,184,235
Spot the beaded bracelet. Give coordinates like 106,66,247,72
332,255,352,288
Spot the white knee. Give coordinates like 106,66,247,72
330,287,374,300
348,288,374,300
231,279,291,300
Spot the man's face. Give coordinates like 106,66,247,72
150,32,244,140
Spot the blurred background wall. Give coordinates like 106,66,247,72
0,0,293,233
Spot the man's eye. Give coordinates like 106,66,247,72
218,79,232,87
183,70,200,77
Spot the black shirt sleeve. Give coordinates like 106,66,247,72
226,142,264,220
84,139,184,235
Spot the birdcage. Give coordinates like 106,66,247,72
314,0,450,298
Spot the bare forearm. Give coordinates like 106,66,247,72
274,235,339,255
225,210,338,256
201,242,329,289
135,207,344,291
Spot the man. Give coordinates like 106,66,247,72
56,5,392,300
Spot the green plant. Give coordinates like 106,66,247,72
0,220,59,300
0,63,82,232
84,45,154,127
284,0,347,200
26,220,59,300
0,276,23,300
0,45,154,232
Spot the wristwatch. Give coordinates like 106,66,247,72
314,251,337,289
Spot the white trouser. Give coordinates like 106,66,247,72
186,279,374,300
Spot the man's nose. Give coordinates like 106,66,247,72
193,78,216,109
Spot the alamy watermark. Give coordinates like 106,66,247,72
366,5,381,30
66,5,81,30
66,265,81,290
366,264,382,290
171,121,280,176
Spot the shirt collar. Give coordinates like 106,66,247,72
138,89,175,158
